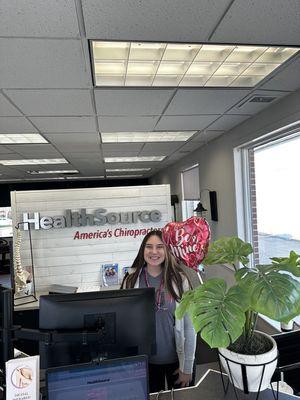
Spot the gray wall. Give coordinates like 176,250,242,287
151,89,300,239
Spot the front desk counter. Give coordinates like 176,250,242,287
150,370,298,400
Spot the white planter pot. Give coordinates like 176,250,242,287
218,331,278,392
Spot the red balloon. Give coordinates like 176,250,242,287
162,217,210,271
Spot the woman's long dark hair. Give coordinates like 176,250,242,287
122,230,187,302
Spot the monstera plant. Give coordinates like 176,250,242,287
176,237,300,353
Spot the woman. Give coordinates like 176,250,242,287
121,230,197,393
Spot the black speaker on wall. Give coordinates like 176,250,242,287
171,195,179,206
209,191,218,221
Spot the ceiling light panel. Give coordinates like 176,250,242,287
104,156,165,163
0,158,68,165
27,170,78,175
92,41,299,88
101,131,196,143
107,175,144,178
0,133,48,144
106,168,151,172
66,176,104,180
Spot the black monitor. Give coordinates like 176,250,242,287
0,286,14,371
39,288,156,369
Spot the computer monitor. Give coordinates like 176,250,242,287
46,355,149,400
0,286,14,371
39,288,156,369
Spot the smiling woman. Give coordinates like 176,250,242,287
121,230,197,393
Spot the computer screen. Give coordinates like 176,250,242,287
0,287,14,371
46,355,149,400
39,288,156,369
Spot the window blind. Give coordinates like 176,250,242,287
182,165,200,200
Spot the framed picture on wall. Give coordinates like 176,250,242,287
102,263,118,287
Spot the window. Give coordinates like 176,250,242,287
181,164,200,220
235,122,300,326
253,136,300,263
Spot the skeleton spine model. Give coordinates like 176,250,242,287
13,227,28,292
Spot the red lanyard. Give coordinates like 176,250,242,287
144,267,165,311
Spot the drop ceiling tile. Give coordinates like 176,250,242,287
6,144,61,157
102,143,144,152
165,89,249,115
211,0,300,45
5,90,94,116
44,134,100,153
176,141,202,153
0,145,14,154
83,0,232,41
0,153,25,160
44,132,99,144
208,115,251,131
0,39,90,88
259,58,300,91
29,117,97,132
98,116,159,132
191,130,224,142
95,89,174,116
103,149,141,157
228,90,288,115
139,142,182,156
155,115,218,130
0,94,22,116
66,152,102,161
0,117,37,133
0,0,79,37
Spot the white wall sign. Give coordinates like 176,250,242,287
11,185,172,293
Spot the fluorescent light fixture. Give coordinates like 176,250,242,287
27,170,78,175
0,133,48,144
106,168,151,172
65,175,105,180
0,158,68,165
104,156,165,163
107,175,144,178
29,177,65,181
91,41,299,87
101,131,196,143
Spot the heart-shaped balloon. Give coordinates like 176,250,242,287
162,217,210,271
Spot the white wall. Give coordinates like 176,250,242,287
151,89,300,239
11,185,172,292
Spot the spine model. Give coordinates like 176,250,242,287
14,227,28,292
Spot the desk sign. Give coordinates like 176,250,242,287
5,355,39,400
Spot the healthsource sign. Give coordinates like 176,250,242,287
22,208,162,231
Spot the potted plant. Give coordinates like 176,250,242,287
176,237,300,392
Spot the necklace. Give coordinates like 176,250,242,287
144,267,165,311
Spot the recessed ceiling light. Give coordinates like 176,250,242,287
27,170,78,175
65,176,105,180
106,168,151,172
104,156,165,163
91,41,299,87
107,175,144,178
0,158,68,165
0,133,48,144
101,131,196,143
28,177,65,181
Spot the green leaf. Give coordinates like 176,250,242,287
203,237,253,267
175,290,195,319
179,278,250,348
235,266,300,322
270,251,300,277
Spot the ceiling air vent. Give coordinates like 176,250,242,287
237,95,277,109
249,96,277,103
